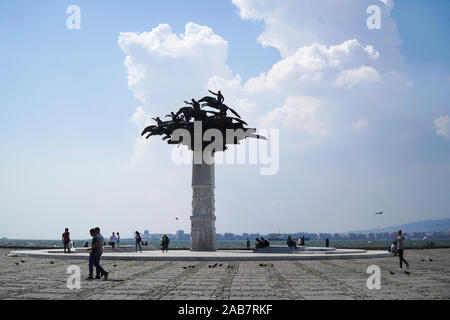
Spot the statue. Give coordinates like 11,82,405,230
141,90,265,149
140,90,266,252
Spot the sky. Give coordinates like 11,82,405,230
0,0,449,239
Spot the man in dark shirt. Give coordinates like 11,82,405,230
62,228,70,253
87,228,108,280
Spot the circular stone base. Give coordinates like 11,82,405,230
9,248,393,261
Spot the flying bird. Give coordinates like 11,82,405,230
374,211,383,215
175,217,179,221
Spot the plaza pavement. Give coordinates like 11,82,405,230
1,248,449,300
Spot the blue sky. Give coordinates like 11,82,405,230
0,0,449,239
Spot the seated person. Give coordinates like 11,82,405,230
255,238,264,249
261,237,270,248
286,236,297,248
300,236,305,246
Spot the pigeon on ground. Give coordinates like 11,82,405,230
49,261,54,264
20,259,26,263
113,264,117,267
421,259,425,262
14,262,19,266
429,258,433,262
182,266,188,269
389,270,395,275
404,270,410,275
212,263,217,268
218,263,222,267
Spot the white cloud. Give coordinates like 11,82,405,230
118,22,231,113
258,96,329,136
232,0,402,65
129,106,152,127
244,39,380,93
120,1,410,167
335,66,381,88
119,22,233,165
435,115,450,140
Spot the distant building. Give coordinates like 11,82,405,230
249,233,261,240
216,233,224,240
224,233,235,240
175,230,184,241
142,230,150,240
319,233,332,240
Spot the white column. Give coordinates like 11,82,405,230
190,151,216,251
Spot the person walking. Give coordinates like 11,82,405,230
62,228,71,253
110,232,117,250
94,227,107,279
325,238,330,248
161,234,170,253
397,230,409,271
87,228,108,280
246,238,250,249
135,231,142,253
116,232,120,248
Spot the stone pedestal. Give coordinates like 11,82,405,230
190,151,216,251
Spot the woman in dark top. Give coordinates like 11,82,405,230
135,231,142,253
161,234,170,253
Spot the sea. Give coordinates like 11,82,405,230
1,239,450,249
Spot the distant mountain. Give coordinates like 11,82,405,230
349,218,450,234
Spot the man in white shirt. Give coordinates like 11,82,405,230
110,232,117,250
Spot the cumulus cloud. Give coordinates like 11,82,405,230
435,115,450,140
335,66,381,88
259,96,329,136
232,0,402,64
118,22,231,112
120,1,410,167
119,22,233,165
244,39,380,93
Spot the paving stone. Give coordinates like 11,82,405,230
1,248,449,299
